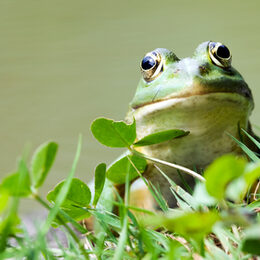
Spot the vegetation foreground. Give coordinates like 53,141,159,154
0,118,259,259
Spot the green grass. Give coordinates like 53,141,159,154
0,118,259,259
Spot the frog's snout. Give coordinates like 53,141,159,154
177,58,200,78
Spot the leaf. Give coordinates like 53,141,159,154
134,129,189,147
47,178,91,222
140,228,169,257
93,163,106,206
106,154,147,184
91,117,136,147
0,192,9,213
146,211,220,241
193,182,217,207
94,179,115,214
204,154,246,200
225,162,260,202
241,225,260,255
90,210,121,230
0,213,21,239
47,178,91,208
244,162,260,187
0,161,31,197
166,239,189,260
246,199,260,210
31,141,58,188
225,177,247,203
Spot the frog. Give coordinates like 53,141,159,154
84,41,258,231
122,41,258,208
85,41,258,224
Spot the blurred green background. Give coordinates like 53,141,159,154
0,0,259,212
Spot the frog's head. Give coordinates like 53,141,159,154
130,41,253,109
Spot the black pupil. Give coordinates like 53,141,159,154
141,56,156,70
216,45,230,59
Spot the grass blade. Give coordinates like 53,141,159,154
112,157,131,260
155,165,200,210
242,129,260,149
40,135,82,234
227,133,259,162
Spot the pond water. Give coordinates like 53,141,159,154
0,0,259,212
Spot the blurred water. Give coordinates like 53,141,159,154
0,0,259,212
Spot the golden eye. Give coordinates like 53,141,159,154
140,51,163,82
208,42,232,68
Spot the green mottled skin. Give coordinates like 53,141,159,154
125,41,256,207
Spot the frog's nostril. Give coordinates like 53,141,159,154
199,65,209,75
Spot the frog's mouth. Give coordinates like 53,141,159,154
130,92,254,132
132,80,253,110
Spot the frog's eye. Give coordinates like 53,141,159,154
208,42,232,68
140,51,163,82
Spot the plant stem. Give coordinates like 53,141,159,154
132,150,205,182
